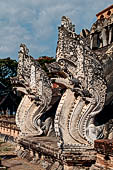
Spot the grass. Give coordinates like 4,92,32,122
0,139,14,153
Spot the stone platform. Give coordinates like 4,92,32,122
17,136,96,170
18,136,59,159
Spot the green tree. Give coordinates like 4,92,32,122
37,56,56,73
0,57,18,88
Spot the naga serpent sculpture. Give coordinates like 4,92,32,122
12,16,113,150
12,44,53,137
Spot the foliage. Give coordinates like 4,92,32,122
0,56,55,87
0,57,18,88
37,56,56,73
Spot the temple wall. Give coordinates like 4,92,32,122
97,8,113,19
0,120,19,139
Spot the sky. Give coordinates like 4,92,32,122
0,0,113,61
